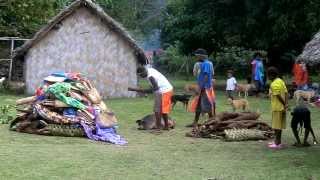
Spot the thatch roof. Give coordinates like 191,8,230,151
298,31,320,65
13,0,147,64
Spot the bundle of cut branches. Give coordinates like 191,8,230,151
186,112,274,141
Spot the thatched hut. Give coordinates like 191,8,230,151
298,31,320,65
13,0,147,98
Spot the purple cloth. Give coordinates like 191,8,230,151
36,95,46,101
81,122,127,145
315,99,320,108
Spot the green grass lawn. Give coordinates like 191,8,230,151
0,87,320,180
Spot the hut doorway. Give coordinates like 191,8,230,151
0,37,29,82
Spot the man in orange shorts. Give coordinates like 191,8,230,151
128,66,173,130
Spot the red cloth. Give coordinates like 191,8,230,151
292,63,308,86
35,88,44,98
188,88,215,113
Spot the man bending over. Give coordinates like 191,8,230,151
129,66,173,130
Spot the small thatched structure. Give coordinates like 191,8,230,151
13,0,147,98
298,31,320,65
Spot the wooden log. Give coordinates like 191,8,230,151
217,112,240,121
41,100,70,108
202,120,269,132
16,108,32,113
204,112,259,124
190,111,272,139
203,119,220,126
16,96,37,105
227,112,260,121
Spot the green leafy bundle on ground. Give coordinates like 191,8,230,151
0,104,15,124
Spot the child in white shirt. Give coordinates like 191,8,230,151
226,70,237,99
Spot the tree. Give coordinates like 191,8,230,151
0,0,56,37
161,0,320,70
0,0,159,38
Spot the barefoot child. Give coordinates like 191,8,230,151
267,67,288,149
128,66,173,130
226,70,237,99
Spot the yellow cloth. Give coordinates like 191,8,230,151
272,111,286,129
269,78,287,111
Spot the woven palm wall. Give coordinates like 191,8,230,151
24,8,138,98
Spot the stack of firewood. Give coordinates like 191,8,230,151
186,112,274,141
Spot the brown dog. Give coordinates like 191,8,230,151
136,114,176,130
184,79,215,95
236,84,255,98
184,83,200,95
294,90,315,104
227,98,249,112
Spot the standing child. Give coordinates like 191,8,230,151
226,70,237,99
267,67,288,149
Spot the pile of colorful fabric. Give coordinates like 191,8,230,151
10,72,127,145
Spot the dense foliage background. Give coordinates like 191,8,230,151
1,0,320,76
161,0,320,73
0,0,159,37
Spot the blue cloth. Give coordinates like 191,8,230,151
63,108,77,118
254,59,264,85
51,72,67,78
297,84,308,90
36,95,46,101
197,59,213,89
